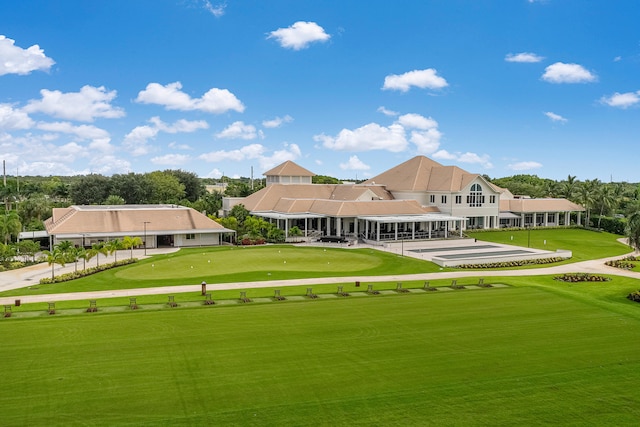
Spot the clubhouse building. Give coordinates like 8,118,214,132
226,156,584,243
44,204,234,249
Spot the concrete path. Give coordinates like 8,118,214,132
1,241,639,306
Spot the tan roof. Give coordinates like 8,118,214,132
263,160,315,177
241,184,393,212
260,198,436,217
500,198,585,213
363,155,482,192
44,205,231,235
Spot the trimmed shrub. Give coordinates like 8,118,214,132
39,258,137,284
554,273,610,282
455,257,566,269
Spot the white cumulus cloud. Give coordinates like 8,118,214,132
0,35,55,76
123,117,208,156
315,123,407,152
23,85,125,122
433,150,493,169
267,21,330,50
316,113,442,155
507,161,543,171
377,106,399,117
262,115,293,128
151,154,191,166
544,111,568,123
199,143,266,162
0,104,34,130
505,52,544,63
340,155,370,171
258,143,302,171
542,62,597,84
382,68,448,92
216,121,260,139
600,91,640,109
36,121,110,140
136,81,245,114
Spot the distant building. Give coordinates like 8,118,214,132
227,156,584,243
44,204,234,248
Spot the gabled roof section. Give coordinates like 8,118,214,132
263,160,315,177
364,156,443,191
45,205,230,235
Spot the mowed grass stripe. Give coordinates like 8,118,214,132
2,287,640,425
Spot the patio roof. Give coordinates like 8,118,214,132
357,214,466,223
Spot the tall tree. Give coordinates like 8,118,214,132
122,236,143,259
87,242,108,267
0,210,22,244
165,169,205,202
105,239,122,262
146,171,185,204
626,211,640,253
110,173,152,204
595,184,616,228
43,248,66,280
70,174,111,205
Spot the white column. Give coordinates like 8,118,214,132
336,217,342,237
326,217,331,236
532,213,537,227
544,212,548,227
565,211,569,226
376,222,380,241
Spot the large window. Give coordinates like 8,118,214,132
467,183,485,207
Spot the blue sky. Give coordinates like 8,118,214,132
1,1,639,182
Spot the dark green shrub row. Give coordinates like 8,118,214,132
590,215,626,235
455,257,566,269
465,225,580,234
39,258,137,284
554,273,610,282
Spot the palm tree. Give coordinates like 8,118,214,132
122,236,143,259
74,246,88,271
578,179,600,227
42,248,66,280
626,211,640,253
105,239,122,262
87,242,108,267
595,184,616,229
0,210,22,244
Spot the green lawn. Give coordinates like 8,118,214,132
1,245,443,296
467,228,631,263
3,286,640,425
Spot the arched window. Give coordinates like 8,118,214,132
467,183,485,207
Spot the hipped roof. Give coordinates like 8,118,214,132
363,155,482,192
44,205,232,235
263,160,315,177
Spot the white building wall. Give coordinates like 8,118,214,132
174,233,221,247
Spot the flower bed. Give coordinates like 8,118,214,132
554,273,610,283
455,257,565,269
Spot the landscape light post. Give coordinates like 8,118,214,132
143,221,150,255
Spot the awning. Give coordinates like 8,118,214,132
499,212,521,219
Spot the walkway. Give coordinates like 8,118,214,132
0,241,638,306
